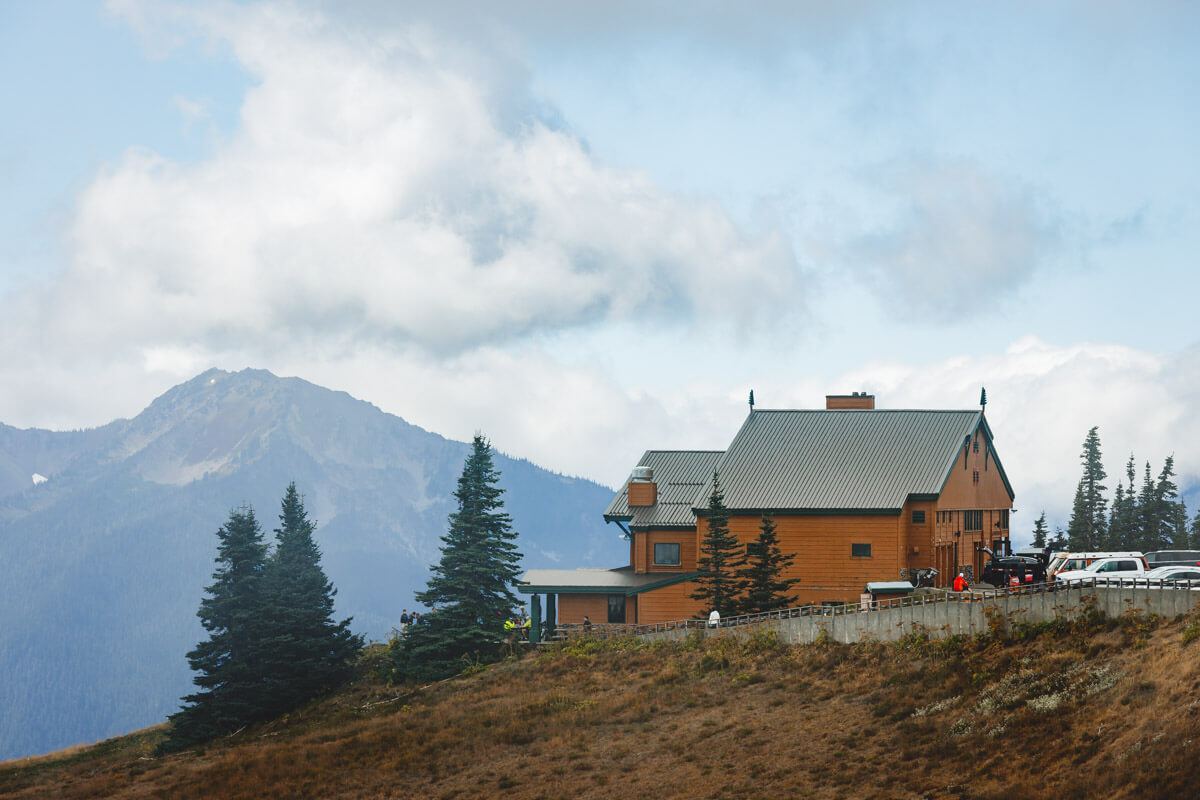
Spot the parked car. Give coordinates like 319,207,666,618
1145,550,1200,568
980,554,1047,588
1077,565,1200,588
1146,566,1200,582
1055,555,1149,584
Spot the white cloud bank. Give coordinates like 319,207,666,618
29,1,798,363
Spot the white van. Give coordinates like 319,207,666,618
1055,555,1149,584
1046,551,1145,580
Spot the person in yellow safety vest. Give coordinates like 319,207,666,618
504,617,516,633
521,616,531,640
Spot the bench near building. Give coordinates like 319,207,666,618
519,391,1015,628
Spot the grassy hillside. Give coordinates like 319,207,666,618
4,610,1200,799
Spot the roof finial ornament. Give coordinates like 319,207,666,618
749,389,755,410
980,386,987,409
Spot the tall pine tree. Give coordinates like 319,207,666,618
165,506,272,750
1066,427,1108,550
1031,511,1049,549
1136,461,1158,552
735,513,799,615
690,472,746,616
1107,454,1139,549
259,484,362,715
389,435,522,681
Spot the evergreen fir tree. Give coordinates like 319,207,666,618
259,483,362,716
1066,427,1108,550
389,435,522,681
1108,482,1129,549
690,472,746,615
1031,511,1049,549
1048,526,1069,551
1191,508,1200,550
1107,454,1139,550
164,507,272,750
735,514,799,615
1172,499,1189,551
1136,461,1157,552
1132,455,1180,551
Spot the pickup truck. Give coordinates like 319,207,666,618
1054,555,1148,584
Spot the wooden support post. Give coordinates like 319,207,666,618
546,593,556,639
530,594,542,643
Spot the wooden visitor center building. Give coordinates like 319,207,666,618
518,392,1014,630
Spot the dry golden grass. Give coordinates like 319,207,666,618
4,613,1200,800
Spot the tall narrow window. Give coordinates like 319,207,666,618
607,594,626,624
972,470,980,485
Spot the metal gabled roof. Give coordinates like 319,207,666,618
702,409,986,513
604,450,724,529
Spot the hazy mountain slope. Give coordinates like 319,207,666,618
0,369,624,760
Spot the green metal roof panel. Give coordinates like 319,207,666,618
703,409,985,512
603,450,724,529
518,566,699,596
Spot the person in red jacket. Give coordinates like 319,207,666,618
953,573,969,592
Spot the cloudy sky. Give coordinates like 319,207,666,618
2,0,1198,540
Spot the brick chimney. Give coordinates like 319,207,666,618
826,392,875,410
627,466,657,506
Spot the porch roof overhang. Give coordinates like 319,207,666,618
517,566,699,596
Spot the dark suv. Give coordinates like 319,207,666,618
980,555,1047,588
1146,550,1200,568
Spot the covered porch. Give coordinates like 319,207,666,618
517,566,699,643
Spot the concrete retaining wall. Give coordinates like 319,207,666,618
640,585,1200,646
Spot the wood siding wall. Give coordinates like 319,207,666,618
556,594,635,625
932,425,1014,584
637,581,706,622
900,499,936,575
635,529,699,573
729,513,900,603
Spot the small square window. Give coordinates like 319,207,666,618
911,510,926,524
851,543,871,558
745,541,766,559
653,542,681,566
